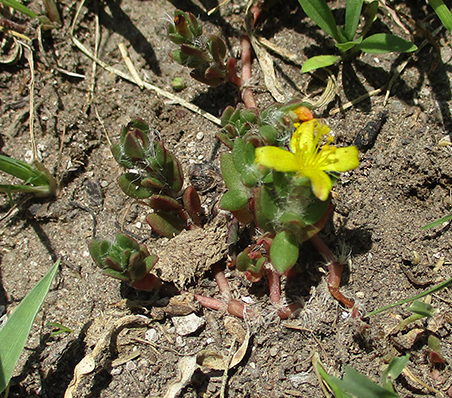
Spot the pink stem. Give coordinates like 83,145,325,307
194,294,225,311
267,269,281,305
277,303,302,320
309,234,356,311
268,268,302,319
212,263,230,296
240,35,257,109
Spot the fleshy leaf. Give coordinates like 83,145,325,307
270,231,299,274
146,211,186,238
220,190,249,211
118,173,152,198
183,186,202,225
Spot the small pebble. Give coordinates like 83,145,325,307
196,132,204,140
125,361,136,371
172,313,205,336
145,328,159,343
355,291,365,299
289,372,312,387
269,346,278,357
175,336,185,347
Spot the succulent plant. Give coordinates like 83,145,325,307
89,233,161,290
219,101,359,277
167,10,240,87
112,119,202,238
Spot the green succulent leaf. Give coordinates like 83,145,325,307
270,231,299,274
221,152,245,191
183,186,202,225
236,251,252,272
115,233,139,251
221,106,236,126
357,33,417,53
102,268,129,281
220,190,249,211
118,173,152,198
232,138,258,188
258,125,278,145
146,211,186,238
144,254,159,273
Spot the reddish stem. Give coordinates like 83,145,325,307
212,263,230,297
240,35,257,109
309,234,356,312
194,294,225,311
277,303,302,320
267,269,281,305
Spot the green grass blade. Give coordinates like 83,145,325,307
0,0,39,19
381,354,410,392
297,0,342,43
344,0,364,41
0,260,59,393
0,155,49,186
429,0,452,31
422,213,452,229
335,36,363,52
301,55,340,72
358,33,417,53
0,184,53,196
367,275,452,317
314,357,353,398
342,366,398,398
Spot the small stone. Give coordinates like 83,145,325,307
289,372,312,387
269,346,278,357
355,291,365,299
145,328,158,343
172,313,205,336
125,361,136,371
196,132,204,140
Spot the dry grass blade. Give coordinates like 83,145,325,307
330,88,383,115
118,42,144,88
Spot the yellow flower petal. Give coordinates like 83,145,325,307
290,119,330,154
322,146,359,172
255,147,298,172
302,168,333,201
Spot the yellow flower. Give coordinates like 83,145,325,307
255,119,359,201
